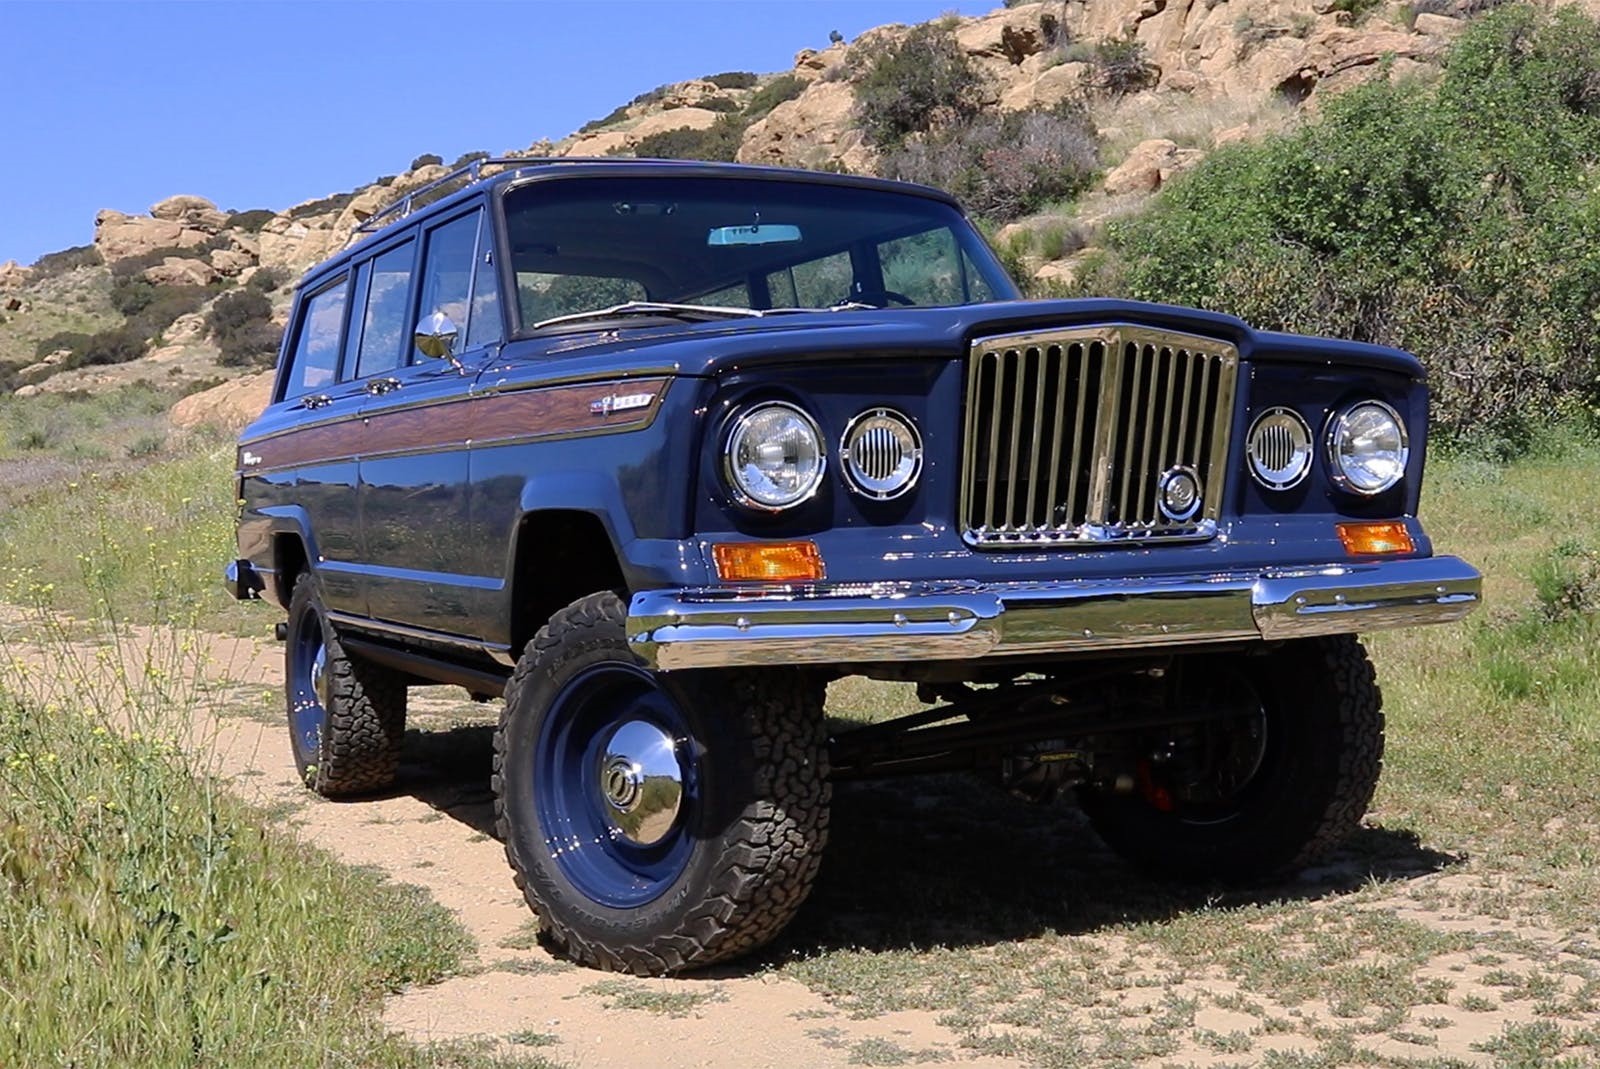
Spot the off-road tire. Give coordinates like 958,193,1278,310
1080,635,1383,880
285,575,407,797
493,591,829,975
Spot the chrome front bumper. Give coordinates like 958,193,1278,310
627,555,1482,671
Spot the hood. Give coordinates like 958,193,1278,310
481,299,1424,384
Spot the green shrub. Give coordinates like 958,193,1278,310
126,285,211,343
409,153,443,170
706,71,758,89
450,149,491,169
1089,4,1600,443
883,105,1098,223
850,23,987,148
246,266,288,293
224,208,275,232
578,103,632,133
1083,35,1160,95
34,331,90,361
217,322,283,367
206,288,271,345
288,191,355,220
744,73,807,119
1531,541,1600,622
63,327,147,369
626,114,749,163
29,244,102,279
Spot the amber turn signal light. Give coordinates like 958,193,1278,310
713,541,825,583
1336,521,1414,556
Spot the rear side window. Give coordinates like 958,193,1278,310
281,279,348,400
354,241,416,379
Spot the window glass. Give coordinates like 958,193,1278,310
340,260,372,375
413,213,479,362
355,241,415,379
964,250,997,302
518,272,646,324
467,243,503,348
879,228,963,306
693,281,751,308
772,251,852,309
282,280,347,400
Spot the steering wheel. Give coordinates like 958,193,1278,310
852,289,916,308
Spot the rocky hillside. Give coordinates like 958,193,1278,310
0,0,1561,423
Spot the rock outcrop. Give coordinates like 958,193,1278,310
168,371,275,431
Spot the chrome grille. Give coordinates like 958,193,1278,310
960,326,1239,546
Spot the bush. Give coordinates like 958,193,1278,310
288,192,355,221
1090,4,1600,444
450,149,490,169
578,103,632,133
206,288,272,346
68,326,147,369
744,73,807,119
34,331,90,361
217,321,283,367
29,245,102,279
126,284,210,342
883,105,1099,223
409,153,443,170
626,114,749,162
246,266,288,293
1082,35,1160,95
850,23,987,148
706,71,758,89
224,209,275,233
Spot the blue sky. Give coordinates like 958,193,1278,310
1,0,996,266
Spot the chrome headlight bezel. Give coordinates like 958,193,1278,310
1325,399,1409,496
840,407,923,501
1246,406,1314,491
722,400,827,512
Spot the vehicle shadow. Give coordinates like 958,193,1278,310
390,723,1460,962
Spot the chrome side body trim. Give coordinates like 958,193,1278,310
627,555,1482,670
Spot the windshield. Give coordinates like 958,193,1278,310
500,175,1018,332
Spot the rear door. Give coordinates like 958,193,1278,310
358,204,502,635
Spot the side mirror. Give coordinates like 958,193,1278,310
414,310,459,360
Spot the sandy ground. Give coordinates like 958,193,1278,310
1,612,1011,1069
7,608,1598,1068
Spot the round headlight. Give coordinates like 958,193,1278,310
1247,407,1313,491
1326,400,1409,495
725,401,825,510
841,408,922,500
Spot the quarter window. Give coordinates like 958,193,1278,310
354,241,416,379
413,213,480,362
282,279,348,400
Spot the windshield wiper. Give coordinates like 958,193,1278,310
531,301,768,331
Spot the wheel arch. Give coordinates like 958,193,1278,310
507,509,628,654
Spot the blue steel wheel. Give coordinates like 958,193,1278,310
283,575,407,797
533,663,696,908
494,591,830,976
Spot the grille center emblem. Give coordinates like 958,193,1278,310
1157,466,1202,523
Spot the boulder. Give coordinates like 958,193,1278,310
737,81,874,174
794,44,847,81
1412,13,1465,38
999,61,1088,111
0,260,29,289
94,210,209,261
209,249,254,276
1103,139,1204,195
142,257,218,288
169,371,275,432
165,311,208,344
150,194,228,231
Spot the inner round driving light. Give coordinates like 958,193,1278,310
841,408,922,500
1326,400,1409,496
1247,407,1313,491
725,401,825,510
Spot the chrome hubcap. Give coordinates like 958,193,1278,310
309,643,330,711
597,720,683,846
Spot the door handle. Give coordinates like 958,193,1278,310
302,393,334,410
366,377,403,395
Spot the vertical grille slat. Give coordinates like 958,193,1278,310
961,326,1239,547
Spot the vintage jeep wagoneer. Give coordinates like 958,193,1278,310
227,158,1482,974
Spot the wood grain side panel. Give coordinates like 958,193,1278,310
240,378,669,473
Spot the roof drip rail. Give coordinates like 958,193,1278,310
347,156,676,244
